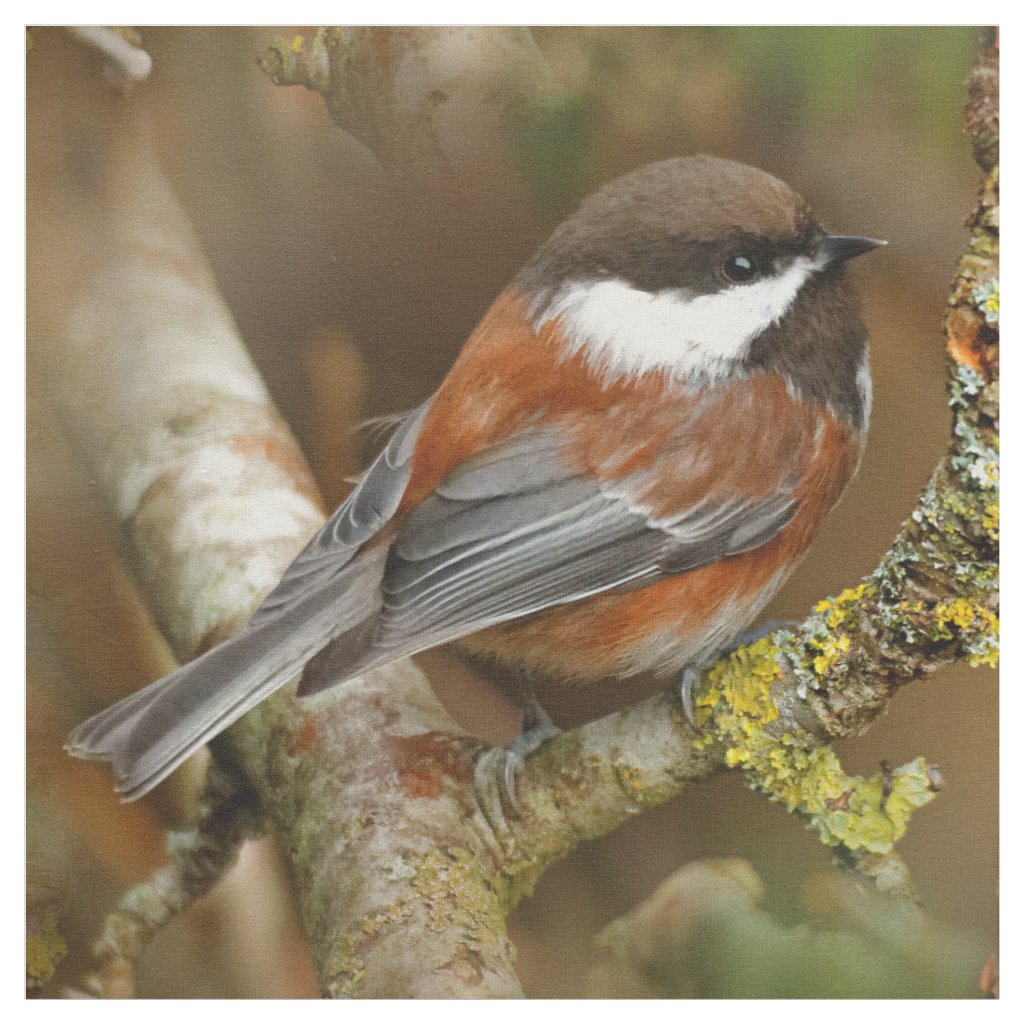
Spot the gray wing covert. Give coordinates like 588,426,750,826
250,402,429,625
370,426,798,657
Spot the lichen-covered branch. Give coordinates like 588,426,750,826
82,764,262,998
50,124,529,998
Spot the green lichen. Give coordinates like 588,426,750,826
325,848,493,996
412,846,513,962
878,358,1000,663
694,638,940,856
327,934,365,996
382,854,417,881
360,898,415,935
327,894,417,995
26,905,67,991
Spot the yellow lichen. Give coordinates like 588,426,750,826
328,935,366,996
694,637,941,856
934,599,979,632
414,846,513,956
931,600,999,667
613,759,646,794
814,584,868,629
969,646,999,669
812,635,851,676
801,584,871,682
696,638,781,728
982,500,999,541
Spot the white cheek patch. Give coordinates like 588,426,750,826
856,354,873,424
535,256,818,384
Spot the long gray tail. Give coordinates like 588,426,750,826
66,549,387,800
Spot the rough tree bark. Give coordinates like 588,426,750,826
52,28,997,998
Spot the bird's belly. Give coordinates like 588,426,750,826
454,550,794,688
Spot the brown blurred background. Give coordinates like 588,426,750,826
27,26,995,997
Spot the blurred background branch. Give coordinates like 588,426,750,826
27,24,997,999
259,27,557,205
587,858,989,998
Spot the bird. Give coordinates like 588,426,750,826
68,154,883,802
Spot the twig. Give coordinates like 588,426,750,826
84,763,263,998
258,27,556,200
66,27,152,88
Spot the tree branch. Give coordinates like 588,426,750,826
65,27,152,88
586,858,989,998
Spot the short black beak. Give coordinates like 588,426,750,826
820,234,887,267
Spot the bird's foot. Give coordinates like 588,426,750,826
473,716,561,844
678,620,797,729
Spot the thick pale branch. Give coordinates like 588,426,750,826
52,134,527,997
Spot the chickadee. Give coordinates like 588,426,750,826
68,155,883,800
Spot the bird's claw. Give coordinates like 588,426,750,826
679,666,700,729
473,719,561,842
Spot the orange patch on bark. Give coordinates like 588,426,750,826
289,711,320,754
946,307,997,378
230,430,322,506
390,732,471,799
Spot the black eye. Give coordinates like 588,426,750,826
722,254,760,284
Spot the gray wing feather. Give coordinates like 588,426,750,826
393,476,597,563
250,402,429,623
660,493,796,572
433,427,569,501
68,546,389,799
